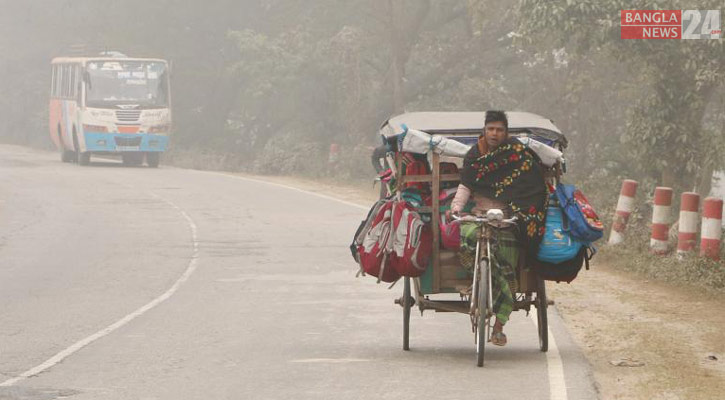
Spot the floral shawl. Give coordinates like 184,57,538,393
460,137,548,257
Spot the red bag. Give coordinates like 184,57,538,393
356,200,400,283
388,201,432,277
438,187,461,250
439,215,461,251
404,158,429,192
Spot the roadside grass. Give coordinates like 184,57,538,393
598,221,725,294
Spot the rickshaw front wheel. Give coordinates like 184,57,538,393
476,260,490,367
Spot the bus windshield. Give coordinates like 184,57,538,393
85,60,169,108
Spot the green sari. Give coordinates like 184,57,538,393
460,220,519,324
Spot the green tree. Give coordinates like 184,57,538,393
512,0,725,193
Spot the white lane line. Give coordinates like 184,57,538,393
530,309,568,400
0,194,199,387
200,168,570,397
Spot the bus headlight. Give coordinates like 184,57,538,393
148,124,169,133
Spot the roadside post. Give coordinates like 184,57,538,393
700,197,723,260
650,187,673,254
328,143,340,168
609,179,638,245
676,192,700,256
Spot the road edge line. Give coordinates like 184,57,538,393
530,308,568,400
190,170,370,211
0,194,199,387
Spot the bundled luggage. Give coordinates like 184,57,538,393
351,198,400,283
554,184,604,242
537,194,582,264
388,201,432,277
354,114,604,286
532,247,595,283
350,196,432,283
534,184,602,282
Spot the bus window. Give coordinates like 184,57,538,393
76,68,83,102
50,65,55,97
60,65,66,97
64,65,71,98
54,65,61,98
58,65,63,97
70,65,76,99
85,60,169,107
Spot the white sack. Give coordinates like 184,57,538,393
400,128,472,158
431,136,471,158
399,128,431,155
516,137,563,167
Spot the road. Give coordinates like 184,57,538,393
0,145,597,400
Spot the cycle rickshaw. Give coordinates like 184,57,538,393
377,111,567,367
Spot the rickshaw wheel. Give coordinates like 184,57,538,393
536,276,549,352
476,260,489,367
403,277,411,351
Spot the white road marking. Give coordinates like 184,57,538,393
0,194,199,387
290,358,371,363
204,169,571,399
530,309,568,400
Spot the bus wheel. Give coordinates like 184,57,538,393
59,126,74,163
146,152,160,168
72,130,83,164
61,150,75,163
78,152,91,166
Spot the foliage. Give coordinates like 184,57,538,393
598,221,725,294
0,0,722,196
513,0,725,193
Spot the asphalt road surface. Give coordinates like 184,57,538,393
0,145,597,400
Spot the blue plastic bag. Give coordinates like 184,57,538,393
537,195,583,263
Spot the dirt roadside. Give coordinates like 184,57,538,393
238,172,725,400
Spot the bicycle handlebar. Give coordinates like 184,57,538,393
451,213,518,226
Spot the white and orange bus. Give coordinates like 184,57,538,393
50,53,171,167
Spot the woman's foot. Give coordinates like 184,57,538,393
490,320,507,346
491,331,507,346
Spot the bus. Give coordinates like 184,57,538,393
49,53,171,167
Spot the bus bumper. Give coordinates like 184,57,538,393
83,132,169,152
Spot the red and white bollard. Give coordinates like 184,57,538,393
676,192,700,255
650,187,673,254
328,143,340,164
609,179,638,245
700,197,723,260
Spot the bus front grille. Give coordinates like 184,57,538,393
116,110,141,122
114,136,142,147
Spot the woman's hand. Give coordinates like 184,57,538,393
445,209,459,222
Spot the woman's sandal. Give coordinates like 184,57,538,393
490,331,507,346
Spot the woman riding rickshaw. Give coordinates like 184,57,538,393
446,110,548,346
